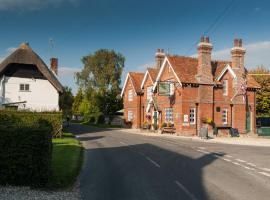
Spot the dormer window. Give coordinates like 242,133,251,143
223,80,228,96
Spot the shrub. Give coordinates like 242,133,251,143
161,122,167,128
97,113,105,124
89,116,95,123
0,120,52,187
0,110,62,137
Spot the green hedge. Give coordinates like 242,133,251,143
0,110,62,137
0,121,52,187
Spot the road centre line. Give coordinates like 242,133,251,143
246,163,256,167
119,141,161,168
235,159,246,163
174,180,198,200
197,147,206,150
258,172,270,178
261,168,270,172
225,155,233,158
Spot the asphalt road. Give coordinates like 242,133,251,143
68,124,270,200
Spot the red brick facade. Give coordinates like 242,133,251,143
121,37,260,135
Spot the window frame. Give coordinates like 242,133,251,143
128,89,133,101
189,108,196,125
222,108,228,125
146,86,153,100
223,80,228,96
127,110,133,121
165,107,173,123
19,83,30,92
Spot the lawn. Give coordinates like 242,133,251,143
49,132,83,189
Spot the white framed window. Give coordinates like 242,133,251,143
223,80,228,96
222,109,228,125
190,108,196,124
165,108,173,123
127,111,133,121
128,89,133,101
19,84,30,92
147,86,153,100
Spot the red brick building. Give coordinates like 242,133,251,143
121,37,260,135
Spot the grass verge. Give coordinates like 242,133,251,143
49,132,83,189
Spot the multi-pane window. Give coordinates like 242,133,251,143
190,108,196,124
147,86,153,100
19,84,30,91
223,80,228,96
128,111,133,121
165,108,173,122
128,89,133,101
222,109,228,124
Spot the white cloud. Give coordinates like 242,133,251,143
212,41,270,69
58,66,81,77
0,0,80,10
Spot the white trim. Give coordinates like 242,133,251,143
216,64,236,81
140,70,154,89
153,57,182,91
146,97,153,112
120,73,136,98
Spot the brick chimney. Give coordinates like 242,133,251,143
155,48,165,69
50,58,58,75
231,38,245,69
197,36,213,83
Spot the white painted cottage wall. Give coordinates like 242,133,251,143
1,76,59,111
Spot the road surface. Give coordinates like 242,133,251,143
68,124,270,200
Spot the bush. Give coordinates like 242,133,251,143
89,116,95,123
161,122,167,128
0,120,52,187
97,113,105,124
0,110,62,137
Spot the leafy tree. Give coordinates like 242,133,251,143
75,49,125,116
59,86,74,117
72,88,84,116
250,66,270,116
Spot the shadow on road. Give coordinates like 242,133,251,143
79,138,224,200
66,123,121,135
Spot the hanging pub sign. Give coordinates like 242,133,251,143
158,82,170,96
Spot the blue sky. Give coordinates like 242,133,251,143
0,0,270,94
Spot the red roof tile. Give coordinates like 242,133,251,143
129,72,144,93
147,68,159,82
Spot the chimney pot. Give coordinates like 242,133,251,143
50,58,58,75
234,39,239,47
205,36,210,43
200,36,205,43
239,39,242,47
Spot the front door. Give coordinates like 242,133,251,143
246,111,251,132
153,111,158,130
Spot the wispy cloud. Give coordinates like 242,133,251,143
58,66,81,77
212,41,270,69
0,0,80,11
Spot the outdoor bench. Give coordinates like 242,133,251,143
161,127,176,134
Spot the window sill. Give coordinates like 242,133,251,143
19,90,31,92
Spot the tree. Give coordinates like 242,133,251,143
72,88,84,116
59,86,74,117
75,49,125,116
249,66,270,116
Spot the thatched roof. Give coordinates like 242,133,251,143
0,43,64,93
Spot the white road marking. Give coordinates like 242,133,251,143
225,155,233,158
235,159,246,163
261,168,270,172
258,172,270,178
246,163,256,167
197,147,206,150
232,162,241,166
197,149,210,154
120,141,128,146
243,166,255,171
174,180,198,200
145,156,161,168
222,158,231,162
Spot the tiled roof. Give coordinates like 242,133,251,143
166,55,259,88
129,72,144,93
147,68,159,82
246,75,261,88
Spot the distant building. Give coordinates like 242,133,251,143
121,37,260,135
0,43,63,111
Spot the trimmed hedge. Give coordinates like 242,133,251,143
0,110,62,137
0,120,52,187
